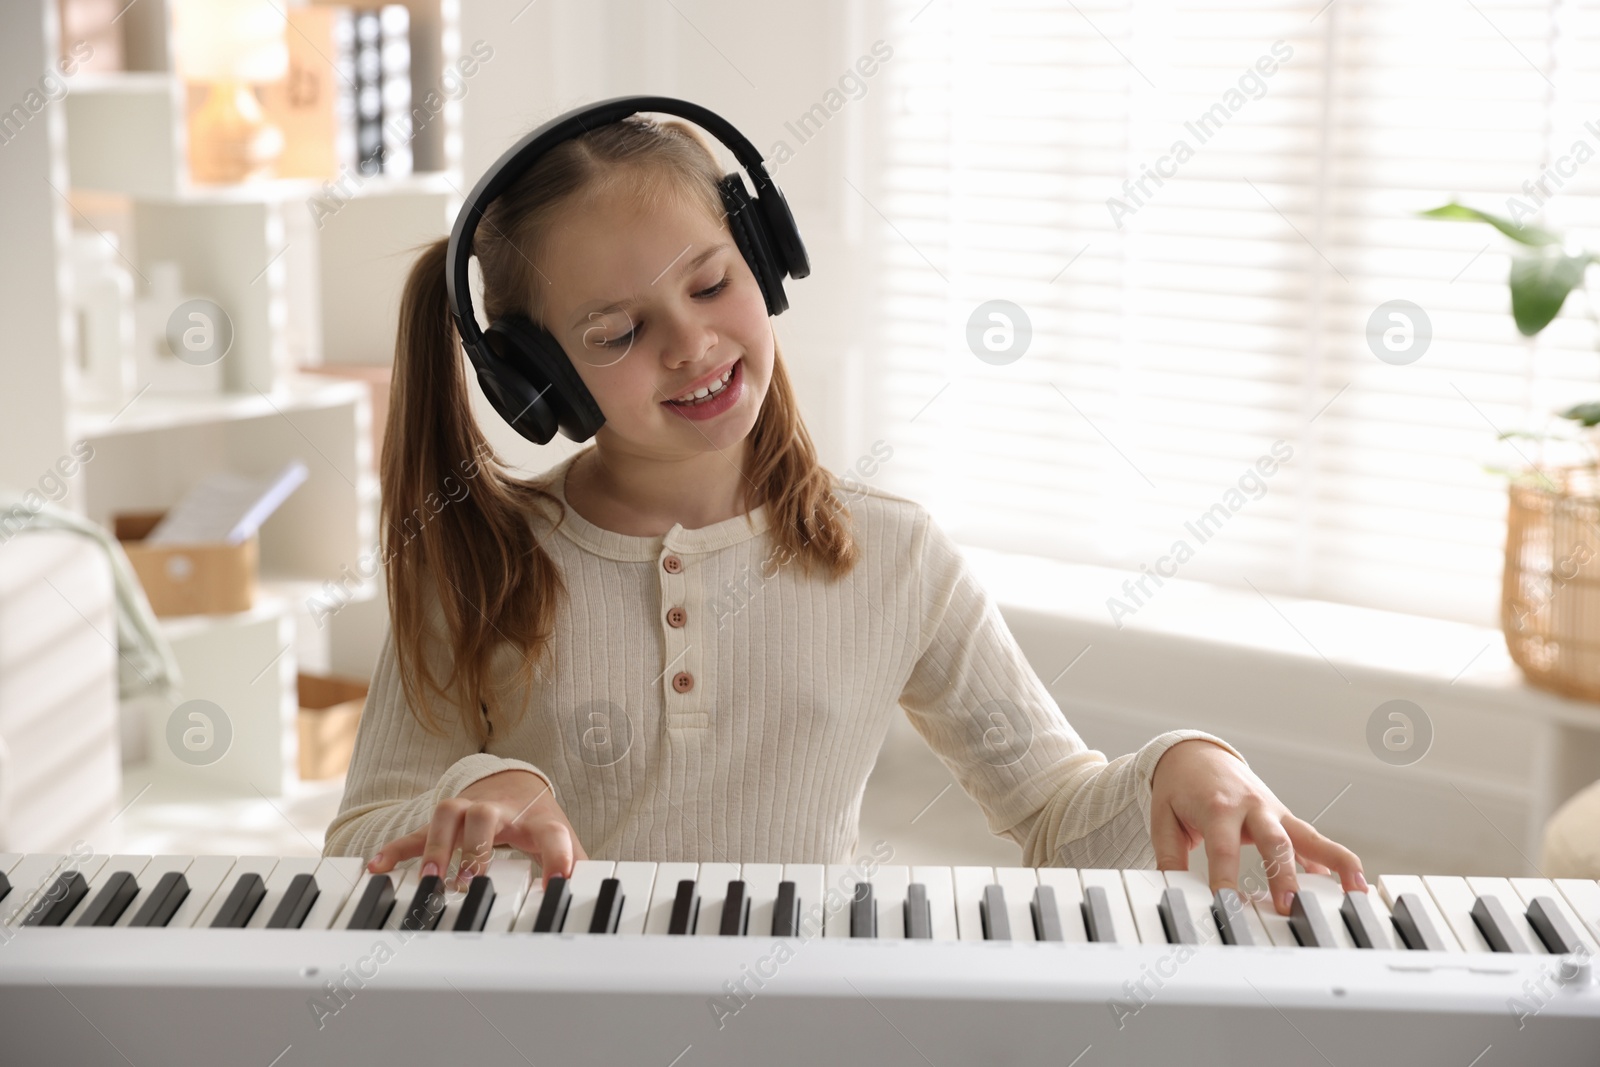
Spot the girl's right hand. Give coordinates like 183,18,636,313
367,769,587,891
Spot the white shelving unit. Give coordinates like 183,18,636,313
43,0,465,795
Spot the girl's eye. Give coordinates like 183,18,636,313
595,275,730,349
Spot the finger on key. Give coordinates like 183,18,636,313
457,804,499,891
419,798,469,881
1203,814,1246,896
1247,810,1299,915
1284,815,1366,893
370,825,428,873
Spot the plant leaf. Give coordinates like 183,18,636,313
1509,252,1592,335
1419,202,1560,247
1560,401,1600,427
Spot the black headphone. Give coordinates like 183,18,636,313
444,96,811,445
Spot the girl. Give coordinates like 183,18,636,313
324,113,1365,918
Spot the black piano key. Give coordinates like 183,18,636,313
1391,892,1448,952
266,874,320,929
1082,885,1117,943
76,871,139,927
717,880,750,937
591,877,625,934
401,875,447,932
1158,887,1197,945
668,879,700,935
1341,892,1392,950
531,875,571,933
130,871,189,927
1526,896,1584,955
773,880,801,937
1472,895,1532,953
1031,885,1064,942
1212,887,1255,946
980,884,1011,941
347,875,396,930
1289,891,1336,948
23,871,89,927
211,873,267,928
849,882,876,938
453,876,497,932
0,868,11,906
904,883,933,940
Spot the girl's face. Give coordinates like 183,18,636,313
534,185,775,460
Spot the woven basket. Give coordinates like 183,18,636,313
1503,466,1600,701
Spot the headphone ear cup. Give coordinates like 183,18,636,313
486,315,607,443
719,173,787,316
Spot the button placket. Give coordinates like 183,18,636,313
659,548,700,722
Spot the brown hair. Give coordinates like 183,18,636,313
385,114,859,743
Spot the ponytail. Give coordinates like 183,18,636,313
384,235,566,742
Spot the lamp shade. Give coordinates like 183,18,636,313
173,0,288,83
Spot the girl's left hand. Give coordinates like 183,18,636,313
1150,738,1367,916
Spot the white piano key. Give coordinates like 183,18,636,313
782,864,827,938
510,871,550,934
0,853,23,875
1338,887,1396,950
993,867,1039,942
1295,875,1358,949
1250,891,1299,947
951,866,993,942
1508,877,1598,954
694,862,740,938
642,862,699,935
559,860,614,934
1377,874,1461,952
7,851,110,927
111,856,189,928
1421,875,1491,952
72,855,151,926
431,853,527,933
1466,877,1547,953
1554,878,1600,947
195,857,278,929
739,863,784,939
164,856,239,928
908,866,958,942
1162,871,1225,947
869,865,910,940
1,854,67,927
246,857,320,929
1121,869,1169,945
825,864,864,939
300,857,368,931
380,865,424,932
1078,869,1138,944
611,861,657,936
1035,868,1088,942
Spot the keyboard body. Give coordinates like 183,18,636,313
1,851,1597,1066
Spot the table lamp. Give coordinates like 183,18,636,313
173,0,289,184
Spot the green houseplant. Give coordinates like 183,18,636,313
1422,202,1600,701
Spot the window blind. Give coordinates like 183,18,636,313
864,0,1600,626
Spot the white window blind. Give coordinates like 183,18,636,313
864,0,1600,625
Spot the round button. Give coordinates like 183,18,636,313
662,555,683,574
666,606,687,628
671,671,694,693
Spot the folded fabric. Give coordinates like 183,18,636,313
0,491,183,704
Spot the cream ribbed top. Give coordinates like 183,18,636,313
324,448,1241,870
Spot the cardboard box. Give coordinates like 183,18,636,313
114,511,257,617
297,672,367,780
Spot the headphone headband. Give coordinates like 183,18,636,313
445,95,806,382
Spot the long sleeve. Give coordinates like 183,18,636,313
897,508,1245,869
322,608,557,861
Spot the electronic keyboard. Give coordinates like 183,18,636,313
1,850,1596,1066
